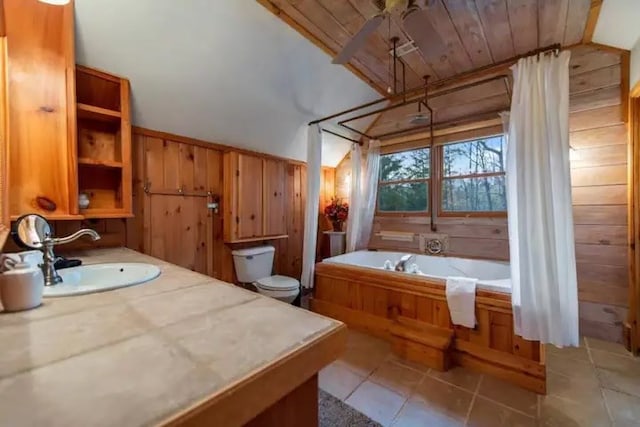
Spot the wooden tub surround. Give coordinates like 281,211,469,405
311,262,546,394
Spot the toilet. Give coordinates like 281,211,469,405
231,246,300,304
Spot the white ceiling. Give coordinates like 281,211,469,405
593,0,640,49
74,0,380,167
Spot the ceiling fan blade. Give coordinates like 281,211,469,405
332,14,386,65
402,7,446,62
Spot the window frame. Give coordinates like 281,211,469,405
374,133,507,219
375,146,431,217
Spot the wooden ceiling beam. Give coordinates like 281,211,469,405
582,0,603,44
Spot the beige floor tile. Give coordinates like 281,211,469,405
546,352,599,380
345,380,407,427
591,349,640,373
540,395,611,427
427,366,482,392
603,388,640,426
597,368,640,398
477,375,538,416
346,328,391,353
340,334,391,377
386,353,431,373
369,360,425,397
318,361,365,401
546,340,590,362
392,400,463,427
467,396,536,427
586,337,632,357
410,375,473,422
547,370,603,406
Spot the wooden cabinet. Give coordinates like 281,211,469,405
5,0,78,219
263,158,286,236
223,152,288,242
2,0,132,220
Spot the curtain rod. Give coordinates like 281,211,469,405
321,128,363,145
307,43,562,127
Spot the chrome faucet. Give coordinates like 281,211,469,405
394,254,415,272
40,228,101,286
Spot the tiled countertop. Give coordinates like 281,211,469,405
0,248,344,426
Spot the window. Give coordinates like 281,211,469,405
441,136,507,213
377,147,430,212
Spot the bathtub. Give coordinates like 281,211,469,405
311,250,545,394
323,250,511,294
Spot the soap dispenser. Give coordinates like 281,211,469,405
0,254,44,312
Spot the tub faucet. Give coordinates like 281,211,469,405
40,228,101,286
394,254,415,272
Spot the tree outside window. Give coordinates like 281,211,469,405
377,147,430,212
376,135,507,215
442,136,506,213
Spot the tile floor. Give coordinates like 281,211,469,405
319,329,640,427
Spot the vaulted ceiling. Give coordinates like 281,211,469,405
260,0,596,94
74,0,381,166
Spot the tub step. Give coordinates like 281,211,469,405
390,316,454,371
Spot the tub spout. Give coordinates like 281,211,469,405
394,254,415,272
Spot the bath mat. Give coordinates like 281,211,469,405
319,389,382,427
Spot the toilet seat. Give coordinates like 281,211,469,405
255,275,300,291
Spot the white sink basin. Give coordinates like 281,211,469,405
44,263,161,297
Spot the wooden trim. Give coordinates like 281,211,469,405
632,81,640,99
587,42,630,55
629,96,640,354
161,324,346,427
442,171,505,180
438,211,508,218
622,51,631,123
65,2,78,215
0,0,5,37
75,63,124,82
254,0,385,97
0,37,8,239
582,0,603,44
132,126,306,166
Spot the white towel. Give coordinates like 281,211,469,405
446,276,478,328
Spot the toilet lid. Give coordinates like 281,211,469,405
255,275,300,291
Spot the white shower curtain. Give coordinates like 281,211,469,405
507,50,579,347
346,144,362,252
300,124,322,289
355,140,381,250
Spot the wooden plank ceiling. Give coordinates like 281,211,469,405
260,0,593,94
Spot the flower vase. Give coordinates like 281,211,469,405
331,221,343,232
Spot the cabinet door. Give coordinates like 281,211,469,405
6,0,77,218
237,154,263,239
263,158,286,236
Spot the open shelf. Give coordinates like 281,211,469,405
78,157,123,169
75,65,131,219
77,103,121,122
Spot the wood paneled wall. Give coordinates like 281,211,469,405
124,129,315,283
334,46,630,342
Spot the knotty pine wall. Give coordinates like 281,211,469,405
335,46,630,342
6,129,336,287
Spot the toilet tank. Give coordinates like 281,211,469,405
231,246,275,283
